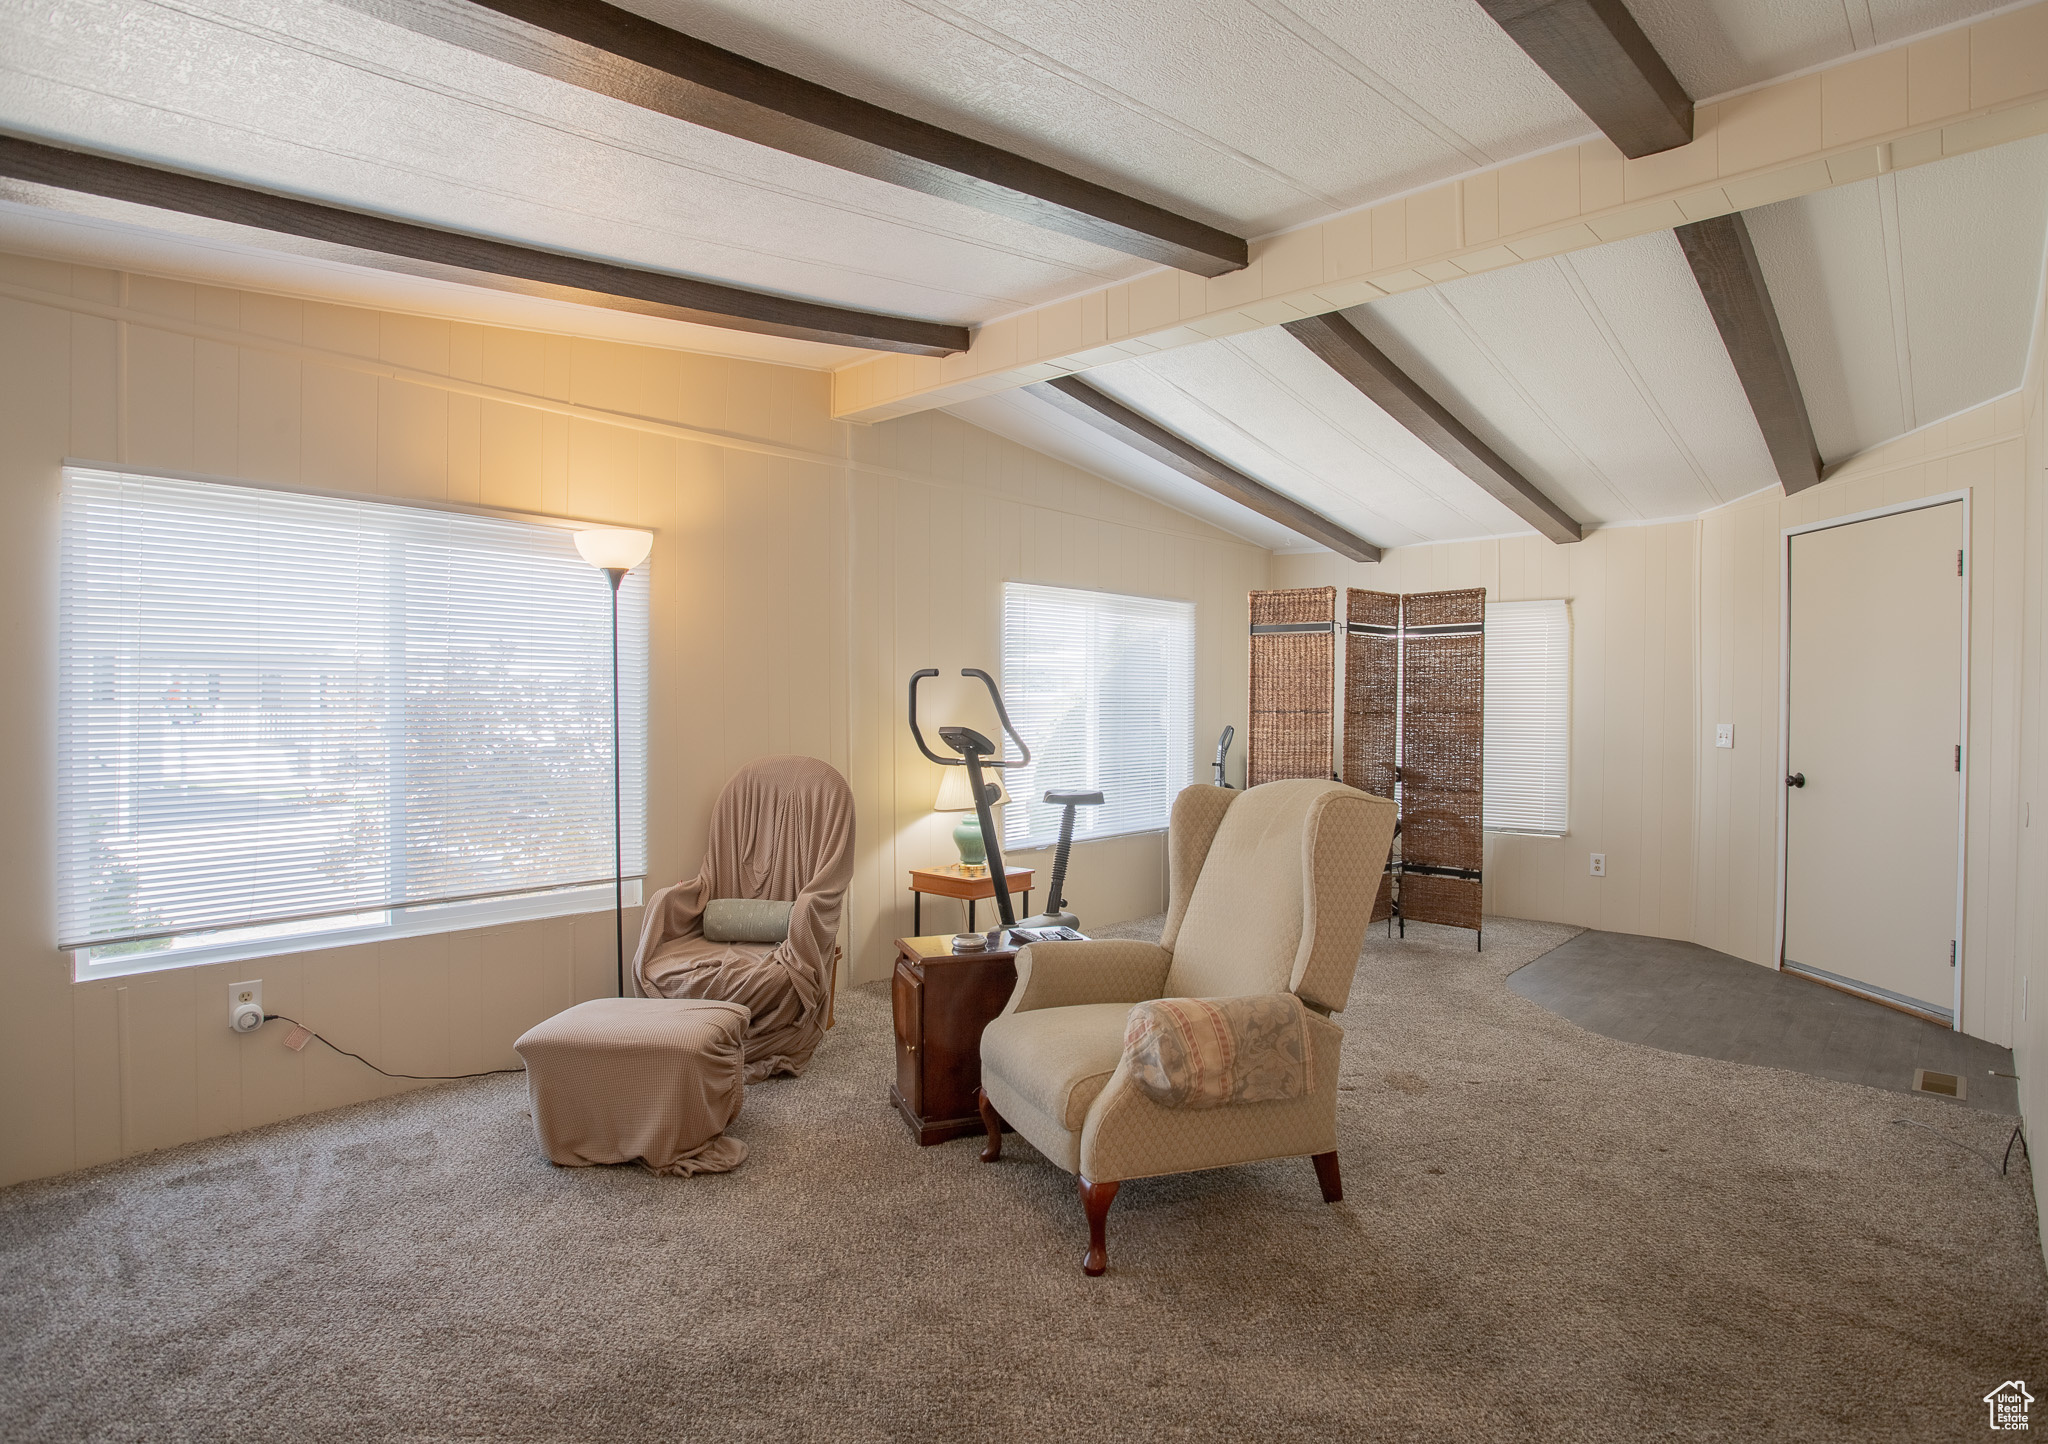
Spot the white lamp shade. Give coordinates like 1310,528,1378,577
573,527,654,572
933,765,1008,812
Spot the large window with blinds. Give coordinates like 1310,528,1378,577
1482,599,1571,835
1000,582,1195,851
58,468,648,971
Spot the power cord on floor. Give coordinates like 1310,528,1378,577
262,1014,525,1081
2005,1123,2029,1178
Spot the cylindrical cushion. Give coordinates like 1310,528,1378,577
514,998,749,1175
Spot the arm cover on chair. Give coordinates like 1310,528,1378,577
1122,994,1313,1109
632,756,855,1081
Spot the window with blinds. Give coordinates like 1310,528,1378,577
1000,582,1195,851
1482,599,1570,835
58,468,648,965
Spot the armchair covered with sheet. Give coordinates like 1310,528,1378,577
976,778,1396,1274
632,755,854,1082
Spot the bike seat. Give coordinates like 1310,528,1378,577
1043,790,1105,806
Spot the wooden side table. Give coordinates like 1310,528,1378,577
890,933,1021,1145
907,864,1033,934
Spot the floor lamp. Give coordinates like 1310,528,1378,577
574,527,653,998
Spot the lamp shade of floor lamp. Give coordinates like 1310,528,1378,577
574,526,654,997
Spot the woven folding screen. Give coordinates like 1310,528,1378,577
1247,587,1336,787
1396,588,1485,931
1342,589,1400,923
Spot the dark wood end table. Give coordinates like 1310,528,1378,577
889,932,1022,1146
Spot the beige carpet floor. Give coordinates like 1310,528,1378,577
3,916,2044,1443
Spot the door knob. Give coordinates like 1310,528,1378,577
1786,772,1805,788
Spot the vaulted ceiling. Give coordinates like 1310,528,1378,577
0,0,2042,552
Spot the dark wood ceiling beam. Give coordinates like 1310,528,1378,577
1474,0,1692,158
1677,214,1823,494
1282,315,1584,545
1030,377,1382,562
331,0,1248,278
0,134,966,356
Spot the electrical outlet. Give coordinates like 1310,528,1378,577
1589,853,1606,878
1715,723,1734,749
229,980,263,1034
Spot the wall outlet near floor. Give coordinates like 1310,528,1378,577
229,980,263,1034
1715,723,1734,749
1589,853,1606,878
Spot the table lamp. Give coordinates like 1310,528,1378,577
934,765,1008,867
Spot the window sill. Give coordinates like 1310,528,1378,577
1482,827,1570,839
1005,824,1168,854
73,880,645,983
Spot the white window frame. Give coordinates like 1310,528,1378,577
999,581,1197,852
1482,599,1571,837
59,463,650,981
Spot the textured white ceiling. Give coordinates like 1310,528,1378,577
0,0,2023,344
627,0,1593,236
989,229,1777,553
1747,134,2048,461
0,189,868,369
1013,134,2048,554
0,0,1152,325
1081,329,1533,549
1346,231,1781,529
943,390,1307,550
0,0,1602,332
1630,0,2012,99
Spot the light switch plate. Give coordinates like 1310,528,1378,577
1715,723,1734,749
1589,853,1606,877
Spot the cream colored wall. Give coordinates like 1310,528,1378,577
1694,395,2030,1044
1272,521,1699,941
2013,253,2047,1258
0,252,1264,1188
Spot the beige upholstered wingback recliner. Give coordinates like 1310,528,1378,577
975,778,1397,1275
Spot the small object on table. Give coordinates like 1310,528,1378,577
950,932,987,952
1011,925,1084,944
907,863,1033,936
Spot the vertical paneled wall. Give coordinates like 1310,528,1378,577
1694,393,2030,1044
2016,255,2048,1260
0,252,1265,1187
1272,523,1699,941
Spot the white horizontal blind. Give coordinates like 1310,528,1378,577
58,468,647,953
1001,582,1195,850
1482,599,1570,835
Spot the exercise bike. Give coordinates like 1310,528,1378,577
909,669,1105,936
908,668,1032,932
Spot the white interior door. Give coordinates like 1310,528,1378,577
1783,500,1964,1023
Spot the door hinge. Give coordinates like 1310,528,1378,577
1958,549,1965,577
1951,940,1957,968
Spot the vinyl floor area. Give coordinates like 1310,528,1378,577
1510,930,2021,1114
2,917,2044,1443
